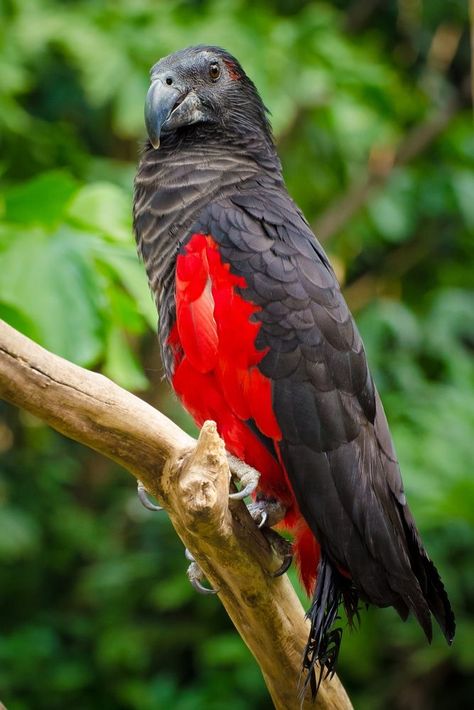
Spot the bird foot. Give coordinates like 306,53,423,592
227,453,260,500
185,548,218,595
137,480,164,511
247,494,287,529
137,480,217,595
262,527,293,577
138,467,290,591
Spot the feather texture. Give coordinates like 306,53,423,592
133,46,455,694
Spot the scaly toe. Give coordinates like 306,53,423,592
186,553,218,595
247,496,287,529
227,453,260,500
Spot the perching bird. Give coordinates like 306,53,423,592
133,45,455,692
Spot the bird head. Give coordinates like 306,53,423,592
144,45,272,150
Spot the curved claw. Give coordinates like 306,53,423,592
137,481,163,511
229,479,258,501
187,559,218,595
190,577,219,596
257,510,268,529
260,524,293,578
271,553,293,578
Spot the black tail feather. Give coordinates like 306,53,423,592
300,554,359,700
420,554,456,644
399,504,456,644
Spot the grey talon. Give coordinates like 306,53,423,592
185,548,195,562
137,481,163,511
247,496,287,529
227,453,260,501
187,560,218,595
190,576,218,595
229,480,258,500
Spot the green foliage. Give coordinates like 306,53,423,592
0,1,472,708
0,170,155,387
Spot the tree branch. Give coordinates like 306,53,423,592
0,320,352,710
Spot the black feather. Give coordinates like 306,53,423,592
133,46,455,698
302,554,360,699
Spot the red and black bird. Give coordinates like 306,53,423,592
133,46,454,688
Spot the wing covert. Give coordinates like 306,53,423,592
192,184,430,613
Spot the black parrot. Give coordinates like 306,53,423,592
133,45,455,693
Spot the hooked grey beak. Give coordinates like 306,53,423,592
144,78,183,149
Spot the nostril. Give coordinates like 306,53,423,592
165,77,173,86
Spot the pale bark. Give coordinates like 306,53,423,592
0,320,352,710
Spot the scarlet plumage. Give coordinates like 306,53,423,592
134,45,455,691
171,232,319,594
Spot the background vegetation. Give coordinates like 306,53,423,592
0,0,472,708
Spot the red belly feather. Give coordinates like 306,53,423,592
168,233,320,594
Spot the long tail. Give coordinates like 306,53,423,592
301,510,455,701
301,554,359,699
399,503,456,644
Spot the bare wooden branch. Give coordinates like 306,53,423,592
0,320,352,710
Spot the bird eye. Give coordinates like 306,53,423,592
209,62,221,81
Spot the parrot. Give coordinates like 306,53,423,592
133,45,455,692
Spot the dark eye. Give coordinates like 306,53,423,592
209,62,220,81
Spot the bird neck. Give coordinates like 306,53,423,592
134,130,282,292
142,125,282,188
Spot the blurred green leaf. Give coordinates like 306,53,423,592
4,171,78,226
103,325,149,391
452,170,474,229
368,170,416,242
103,249,157,329
200,633,251,668
67,182,132,242
0,226,103,364
0,506,39,560
0,303,39,340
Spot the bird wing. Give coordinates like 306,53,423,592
167,229,321,593
192,181,453,642
167,230,296,507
